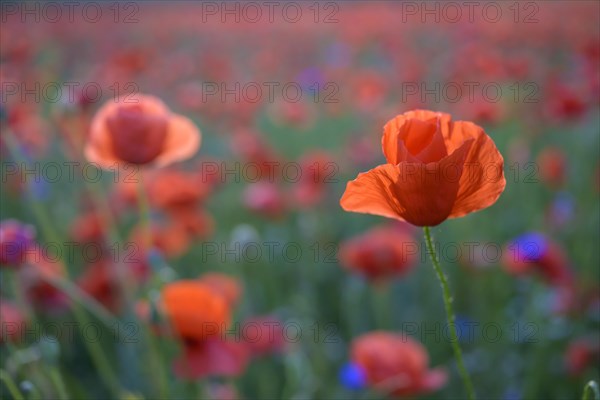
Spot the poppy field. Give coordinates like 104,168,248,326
1,2,599,399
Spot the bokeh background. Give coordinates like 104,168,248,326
1,1,599,399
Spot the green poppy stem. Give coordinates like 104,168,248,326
423,226,475,400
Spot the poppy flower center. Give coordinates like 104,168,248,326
106,105,168,164
397,117,448,163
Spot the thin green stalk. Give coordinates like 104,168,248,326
3,130,122,397
48,368,69,400
0,369,25,400
423,226,475,400
583,381,600,400
135,173,169,398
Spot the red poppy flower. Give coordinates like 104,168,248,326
339,225,418,281
351,331,447,397
161,280,230,342
340,110,505,226
85,94,200,169
241,315,286,356
0,300,27,343
565,338,600,376
173,337,249,380
198,273,243,308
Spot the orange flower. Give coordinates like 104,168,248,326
341,110,505,226
198,273,242,307
161,280,230,341
85,94,200,169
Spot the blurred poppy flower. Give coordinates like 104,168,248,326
131,222,191,259
292,151,334,208
69,212,105,244
161,280,230,342
85,94,201,169
503,232,573,286
173,337,249,380
0,219,36,268
21,249,69,312
161,279,249,379
78,261,121,312
350,331,447,397
565,337,600,376
230,129,280,179
537,147,567,187
199,273,243,307
243,182,287,219
339,225,418,281
0,300,27,343
241,315,286,356
340,110,505,226
147,169,211,211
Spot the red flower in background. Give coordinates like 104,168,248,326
243,181,287,219
350,331,447,397
85,94,200,168
537,147,567,188
161,278,248,379
341,110,505,226
0,300,27,343
565,338,600,376
293,151,334,208
242,315,287,356
339,224,418,281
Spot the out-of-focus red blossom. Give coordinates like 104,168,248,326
170,208,214,239
537,147,567,187
453,94,505,125
173,338,250,380
243,182,287,219
0,300,27,343
565,338,600,376
242,315,287,356
503,233,574,286
350,331,447,397
546,83,587,121
292,151,334,208
147,169,211,211
353,72,388,113
21,249,69,312
78,261,121,312
229,129,280,178
161,280,230,341
130,222,191,259
339,225,418,281
0,219,36,267
69,212,105,243
3,104,50,157
85,94,201,168
77,257,148,313
161,279,248,379
198,273,243,307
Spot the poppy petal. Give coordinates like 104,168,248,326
390,139,472,226
447,121,506,218
382,111,451,164
154,115,201,167
340,164,406,221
